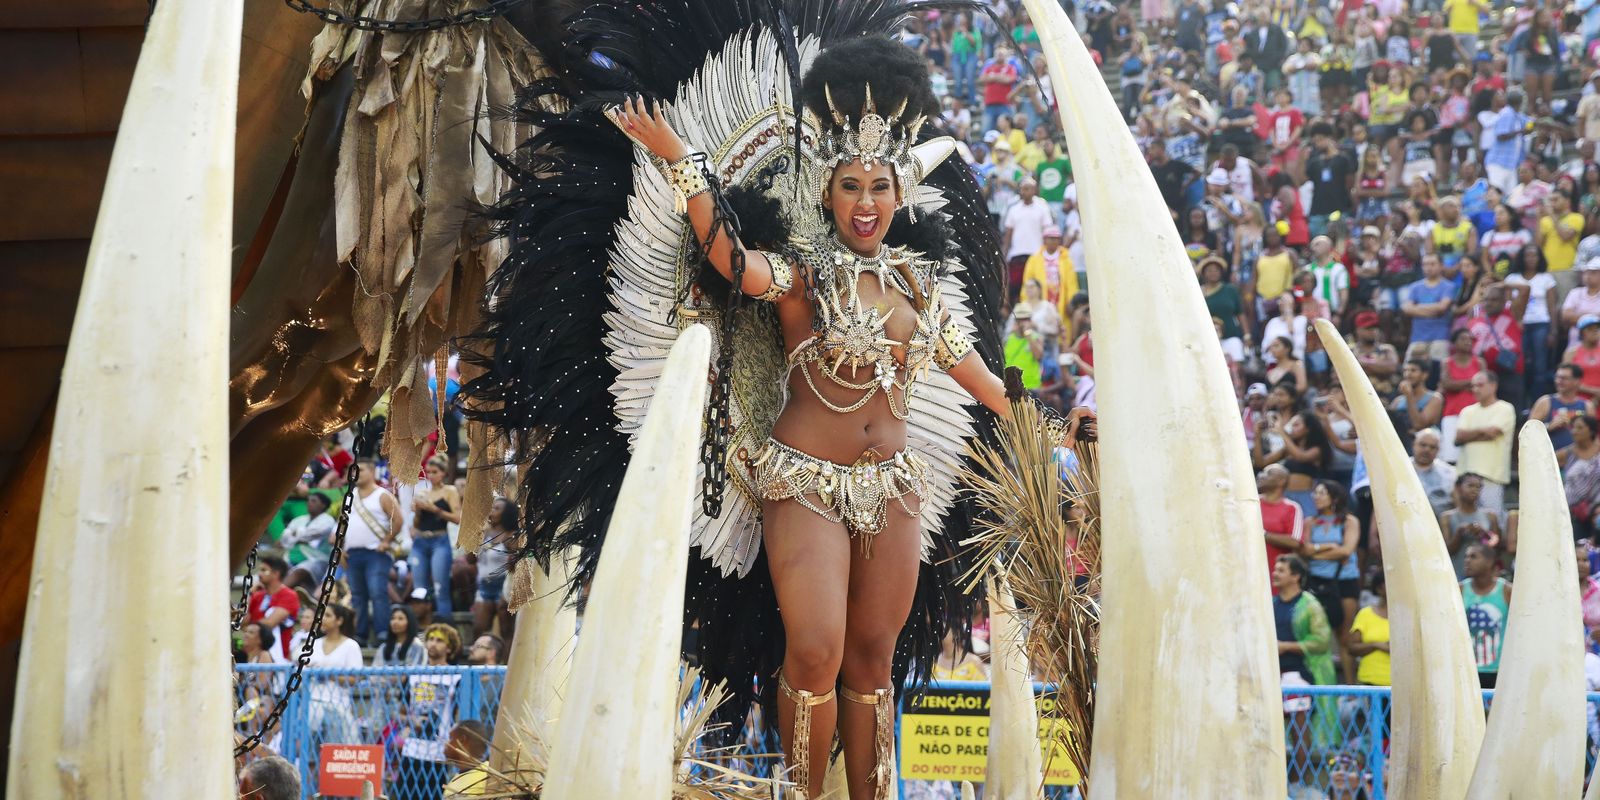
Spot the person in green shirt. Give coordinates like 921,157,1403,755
950,14,982,104
1012,21,1041,56
1004,305,1046,390
1035,139,1073,226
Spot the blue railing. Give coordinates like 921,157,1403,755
235,666,1600,800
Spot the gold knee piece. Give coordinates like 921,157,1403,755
779,670,836,794
841,684,895,800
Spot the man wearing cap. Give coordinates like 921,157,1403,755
1203,167,1244,247
1023,225,1077,324
1004,176,1054,304
407,585,438,629
1565,316,1600,402
1244,382,1270,447
1351,311,1401,396
984,137,1024,222
1004,305,1046,393
1564,259,1600,348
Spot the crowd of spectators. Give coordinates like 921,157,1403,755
904,0,1600,791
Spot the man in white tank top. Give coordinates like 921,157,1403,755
344,460,402,644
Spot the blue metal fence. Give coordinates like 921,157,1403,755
236,666,1600,799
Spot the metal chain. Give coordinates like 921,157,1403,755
236,416,370,757
697,155,746,519
281,0,531,32
230,544,259,631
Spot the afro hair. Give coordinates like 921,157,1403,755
800,37,938,131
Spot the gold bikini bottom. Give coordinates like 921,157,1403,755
744,438,929,557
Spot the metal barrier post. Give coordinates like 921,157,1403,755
283,666,313,799
1367,691,1386,800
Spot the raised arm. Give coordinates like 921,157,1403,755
610,97,785,300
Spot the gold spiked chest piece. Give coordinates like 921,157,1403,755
789,238,941,419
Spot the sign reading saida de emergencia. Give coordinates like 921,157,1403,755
899,685,1080,785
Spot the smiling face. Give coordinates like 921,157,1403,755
825,159,897,256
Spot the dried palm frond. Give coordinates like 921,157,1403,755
958,397,1101,789
449,666,785,799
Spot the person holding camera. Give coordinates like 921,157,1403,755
1004,305,1048,395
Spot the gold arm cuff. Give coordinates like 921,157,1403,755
661,153,710,213
751,252,793,302
933,320,973,370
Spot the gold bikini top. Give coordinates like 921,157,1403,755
775,239,969,420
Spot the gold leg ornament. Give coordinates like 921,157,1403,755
779,670,836,795
840,684,895,800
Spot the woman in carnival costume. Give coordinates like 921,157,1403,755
464,3,1093,797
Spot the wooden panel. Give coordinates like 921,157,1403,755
0,137,114,242
0,31,86,134
0,241,87,348
76,27,143,132
0,0,149,28
0,347,65,456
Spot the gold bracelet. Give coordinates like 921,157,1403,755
751,252,793,302
661,153,710,213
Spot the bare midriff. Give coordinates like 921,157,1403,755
767,271,921,464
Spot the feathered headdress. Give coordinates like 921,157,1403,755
800,36,957,220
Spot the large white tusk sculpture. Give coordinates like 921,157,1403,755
1465,422,1584,798
5,0,242,797
985,575,1044,799
1317,319,1484,796
490,549,579,781
1021,1,1286,795
539,325,710,800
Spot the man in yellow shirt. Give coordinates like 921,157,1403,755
1455,371,1516,519
1539,190,1586,295
1443,0,1489,57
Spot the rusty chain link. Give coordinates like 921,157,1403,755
235,416,370,757
282,0,530,32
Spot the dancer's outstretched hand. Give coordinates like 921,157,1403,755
606,95,688,163
1066,406,1097,444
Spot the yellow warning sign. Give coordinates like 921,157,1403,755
899,685,1080,785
